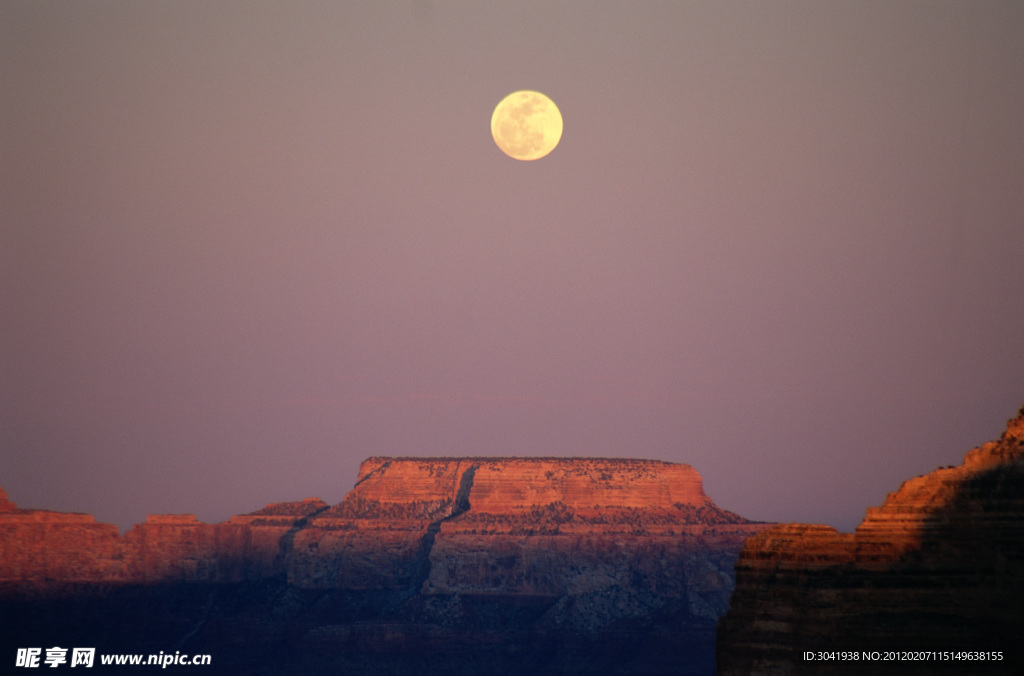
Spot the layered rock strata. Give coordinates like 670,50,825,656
717,410,1024,675
0,493,329,583
1,458,768,675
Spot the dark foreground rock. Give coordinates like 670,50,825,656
717,409,1024,675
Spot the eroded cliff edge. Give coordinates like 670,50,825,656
717,410,1024,675
2,458,769,675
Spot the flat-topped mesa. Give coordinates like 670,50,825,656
341,457,709,515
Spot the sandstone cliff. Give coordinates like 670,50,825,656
1,458,768,675
717,409,1024,675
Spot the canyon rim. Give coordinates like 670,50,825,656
6,409,1022,674
2,458,769,675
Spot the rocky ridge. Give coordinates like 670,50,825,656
717,409,1024,675
2,458,768,675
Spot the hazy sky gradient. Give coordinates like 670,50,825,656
3,1,1023,532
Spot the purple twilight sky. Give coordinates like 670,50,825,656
3,1,1023,532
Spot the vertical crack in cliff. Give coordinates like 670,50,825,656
453,462,477,514
353,460,391,488
394,463,478,609
276,504,332,569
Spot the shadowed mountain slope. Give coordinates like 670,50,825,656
718,408,1024,675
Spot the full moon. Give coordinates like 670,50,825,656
491,90,563,161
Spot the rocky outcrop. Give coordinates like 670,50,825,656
0,487,16,512
0,505,128,582
1,458,768,675
0,495,328,584
717,409,1024,675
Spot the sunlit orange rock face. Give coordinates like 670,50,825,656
0,501,128,582
0,487,16,512
1,458,767,675
287,459,764,609
0,497,329,585
717,410,1024,676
